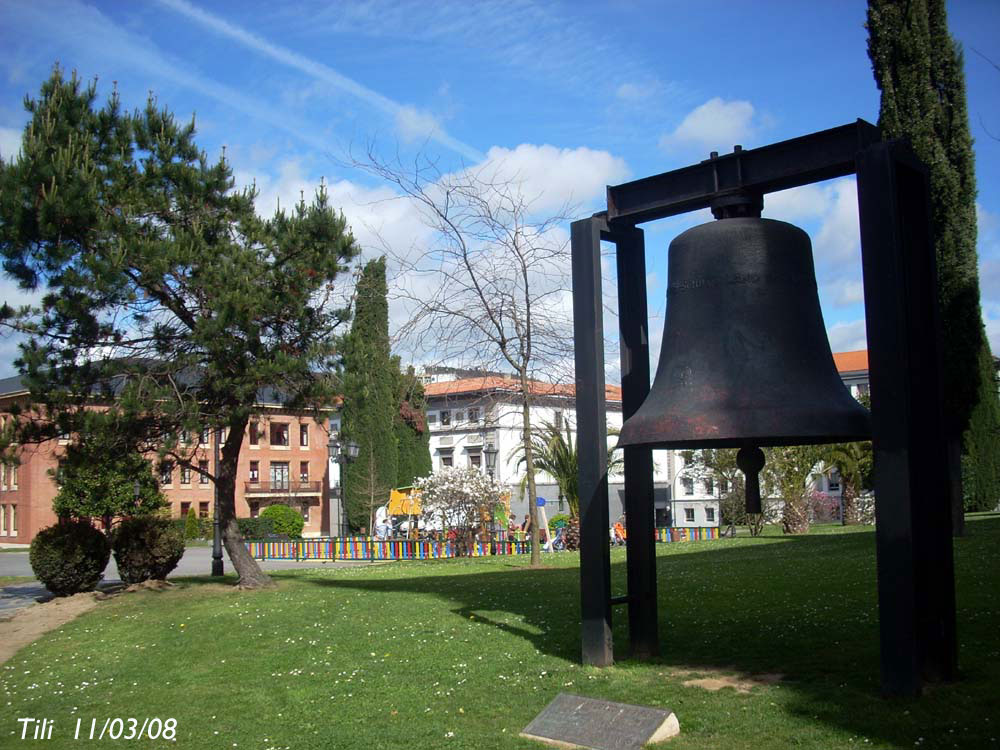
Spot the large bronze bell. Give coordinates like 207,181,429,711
617,196,870,511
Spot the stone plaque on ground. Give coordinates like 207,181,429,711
520,692,679,750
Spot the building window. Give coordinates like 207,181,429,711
270,422,290,447
249,422,261,446
180,430,190,445
10,504,16,534
554,410,563,430
301,503,311,522
160,461,174,486
299,461,309,482
828,469,841,492
300,424,309,447
180,466,191,485
440,410,451,426
454,411,465,423
249,461,260,483
1,463,6,490
199,460,210,484
427,413,437,425
200,428,210,446
0,505,6,534
441,454,453,468
467,408,480,424
469,453,481,469
249,501,260,518
706,507,716,523
270,462,290,489
10,464,17,489
704,477,714,495
719,478,729,495
180,501,191,517
684,507,695,523
682,477,694,496
199,501,209,519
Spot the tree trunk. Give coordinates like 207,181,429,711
519,374,541,566
219,414,273,588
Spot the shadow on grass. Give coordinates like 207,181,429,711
285,515,1000,748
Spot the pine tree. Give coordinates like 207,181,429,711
341,257,398,530
394,362,432,486
0,68,359,587
867,0,991,531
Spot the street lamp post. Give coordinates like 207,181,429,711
328,433,360,536
483,443,498,479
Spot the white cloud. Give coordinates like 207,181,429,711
475,144,630,214
826,319,867,353
616,81,659,102
395,106,443,143
659,97,759,153
832,279,865,307
0,126,22,163
763,183,831,223
812,180,860,268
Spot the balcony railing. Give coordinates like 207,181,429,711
244,480,323,495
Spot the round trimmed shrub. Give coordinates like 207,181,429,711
111,516,185,584
259,504,304,538
29,520,111,596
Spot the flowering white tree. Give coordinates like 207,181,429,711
414,467,506,545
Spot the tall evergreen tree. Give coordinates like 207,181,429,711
0,69,359,587
962,348,1000,511
867,0,995,531
393,361,432,486
341,257,398,530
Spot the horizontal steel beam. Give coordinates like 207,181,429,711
607,119,881,224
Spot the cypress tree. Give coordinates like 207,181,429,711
962,349,1000,511
341,257,397,531
867,0,994,530
394,362,432,486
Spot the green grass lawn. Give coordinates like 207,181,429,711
3,516,998,749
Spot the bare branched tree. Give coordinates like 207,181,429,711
352,149,576,565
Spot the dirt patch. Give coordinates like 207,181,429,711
0,592,100,665
664,667,784,694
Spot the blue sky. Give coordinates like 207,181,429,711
1,0,999,381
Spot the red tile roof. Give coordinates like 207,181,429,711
424,376,622,403
832,350,868,374
425,352,867,402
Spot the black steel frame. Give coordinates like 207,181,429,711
571,119,956,696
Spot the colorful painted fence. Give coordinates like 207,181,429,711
655,526,720,543
245,528,718,561
245,537,533,561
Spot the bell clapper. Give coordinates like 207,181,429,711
736,446,766,515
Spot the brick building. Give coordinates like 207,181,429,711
0,374,333,543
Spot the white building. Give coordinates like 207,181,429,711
420,369,719,528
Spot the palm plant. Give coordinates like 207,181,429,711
510,421,622,518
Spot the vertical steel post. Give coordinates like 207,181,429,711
856,141,956,696
572,215,613,666
613,224,659,659
212,428,224,576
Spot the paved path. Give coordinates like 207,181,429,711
0,546,369,617
0,583,52,618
